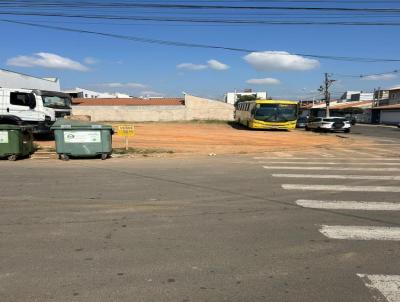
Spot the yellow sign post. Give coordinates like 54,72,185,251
115,124,135,150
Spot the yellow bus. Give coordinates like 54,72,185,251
235,99,299,130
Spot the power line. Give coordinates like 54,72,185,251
3,18,400,63
333,69,400,78
2,11,400,26
1,2,400,12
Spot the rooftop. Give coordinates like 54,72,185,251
374,103,400,110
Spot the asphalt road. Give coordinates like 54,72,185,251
351,124,400,142
1,133,400,301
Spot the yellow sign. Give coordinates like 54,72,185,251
116,124,135,137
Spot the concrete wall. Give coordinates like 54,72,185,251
72,94,235,122
184,94,234,120
0,69,60,91
72,105,186,122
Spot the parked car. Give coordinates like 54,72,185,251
305,116,351,133
345,116,357,125
296,116,308,128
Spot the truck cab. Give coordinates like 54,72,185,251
0,88,71,133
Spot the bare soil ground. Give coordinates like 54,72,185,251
36,122,373,155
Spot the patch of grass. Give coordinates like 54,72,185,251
113,147,174,155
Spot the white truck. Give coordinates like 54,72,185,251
0,88,72,133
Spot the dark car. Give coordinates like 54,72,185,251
345,116,357,125
296,116,308,128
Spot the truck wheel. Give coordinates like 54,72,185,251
101,153,108,160
60,154,70,161
344,128,351,133
305,126,310,131
8,155,17,161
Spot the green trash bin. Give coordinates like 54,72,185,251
51,119,113,160
0,124,35,161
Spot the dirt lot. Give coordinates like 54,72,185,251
36,122,372,155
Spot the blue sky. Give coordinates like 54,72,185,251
1,1,400,100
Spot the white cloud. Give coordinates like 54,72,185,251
207,59,229,70
361,74,397,81
7,52,88,71
83,57,98,65
177,59,229,71
243,51,320,71
100,82,147,89
177,63,208,70
140,90,164,97
246,78,281,85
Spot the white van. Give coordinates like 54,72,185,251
0,88,71,133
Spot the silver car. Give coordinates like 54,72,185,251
305,117,351,133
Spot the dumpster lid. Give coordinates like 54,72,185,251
0,115,24,125
0,124,33,130
0,124,21,130
51,118,113,130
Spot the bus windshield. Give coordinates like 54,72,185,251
255,104,297,122
42,95,71,109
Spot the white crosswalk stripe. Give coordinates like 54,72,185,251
264,166,400,171
265,161,400,165
333,148,383,158
319,225,400,241
357,274,400,302
273,173,400,180
296,199,400,211
282,184,400,192
255,156,400,161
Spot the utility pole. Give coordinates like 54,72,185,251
319,73,335,118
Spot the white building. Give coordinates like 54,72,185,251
62,87,131,99
350,92,374,102
340,91,373,102
340,91,360,102
225,91,267,105
0,68,60,91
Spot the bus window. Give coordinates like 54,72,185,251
254,104,298,122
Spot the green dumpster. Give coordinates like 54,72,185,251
0,124,35,161
51,119,113,160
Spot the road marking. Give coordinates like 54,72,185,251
272,174,400,180
373,138,398,142
320,152,336,157
333,148,383,158
296,199,400,211
265,161,400,166
319,225,400,241
357,274,400,302
255,157,400,161
363,147,400,157
282,184,400,192
264,166,400,171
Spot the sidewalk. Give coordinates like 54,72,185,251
356,123,398,129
